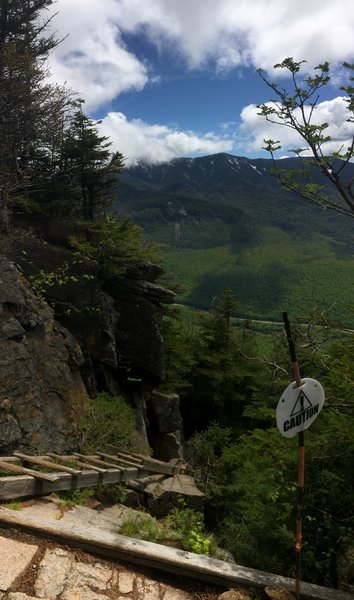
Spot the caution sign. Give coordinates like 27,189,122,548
276,378,325,438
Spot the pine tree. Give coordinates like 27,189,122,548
0,0,65,228
180,290,267,434
60,104,124,220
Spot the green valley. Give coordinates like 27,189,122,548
118,153,354,326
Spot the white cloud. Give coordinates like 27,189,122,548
46,0,148,111
113,0,354,72
239,96,354,156
46,0,354,111
42,1,354,162
98,113,233,165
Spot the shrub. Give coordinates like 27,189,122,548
58,487,94,508
73,391,138,453
119,513,161,542
118,502,214,555
166,500,214,555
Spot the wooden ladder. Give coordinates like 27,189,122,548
0,449,184,500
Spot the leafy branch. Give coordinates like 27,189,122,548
257,58,354,217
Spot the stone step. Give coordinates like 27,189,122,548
0,502,352,600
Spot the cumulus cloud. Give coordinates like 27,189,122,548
239,96,354,156
46,0,148,111
112,0,354,72
98,113,233,165
42,1,354,162
47,0,354,111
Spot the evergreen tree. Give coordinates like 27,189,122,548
0,0,69,227
60,104,124,220
161,305,196,393
180,290,267,434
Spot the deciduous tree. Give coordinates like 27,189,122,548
257,58,354,218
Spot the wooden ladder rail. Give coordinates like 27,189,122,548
0,459,59,482
13,452,81,475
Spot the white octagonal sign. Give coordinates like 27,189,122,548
276,377,325,438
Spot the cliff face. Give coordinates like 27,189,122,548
0,231,175,455
0,256,87,454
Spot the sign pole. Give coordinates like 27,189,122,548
282,312,304,600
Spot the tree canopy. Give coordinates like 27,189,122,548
0,0,124,228
0,0,64,228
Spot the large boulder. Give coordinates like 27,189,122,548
145,474,205,517
149,391,182,433
151,431,184,461
0,256,87,454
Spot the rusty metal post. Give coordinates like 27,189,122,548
282,312,304,600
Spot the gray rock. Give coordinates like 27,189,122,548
145,474,205,517
34,548,74,598
0,414,22,447
160,584,194,599
65,560,114,591
106,275,174,383
149,391,182,433
135,575,162,600
118,571,135,594
0,256,87,454
220,589,254,600
0,317,25,340
3,229,176,449
152,432,184,461
60,587,109,600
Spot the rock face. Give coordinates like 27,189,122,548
1,230,178,455
104,273,175,384
147,390,184,461
0,256,87,454
11,236,174,383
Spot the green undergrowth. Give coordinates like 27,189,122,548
71,391,142,454
119,501,215,556
190,413,354,585
56,483,127,508
57,487,95,508
3,501,23,510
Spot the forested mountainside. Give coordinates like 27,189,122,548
117,153,354,324
119,153,354,232
0,1,353,593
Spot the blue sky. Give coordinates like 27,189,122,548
46,0,354,165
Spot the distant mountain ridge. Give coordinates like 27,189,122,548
121,152,353,198
117,153,354,324
121,153,283,203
